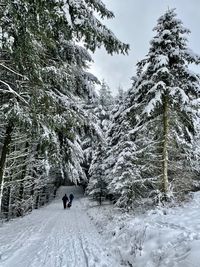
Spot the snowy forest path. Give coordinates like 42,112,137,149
0,186,117,267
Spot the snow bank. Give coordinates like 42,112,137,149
83,192,200,267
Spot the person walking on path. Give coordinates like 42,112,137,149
62,194,68,209
68,193,74,208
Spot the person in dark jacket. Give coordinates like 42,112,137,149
68,193,74,207
62,194,68,209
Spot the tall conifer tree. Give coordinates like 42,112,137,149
129,9,200,199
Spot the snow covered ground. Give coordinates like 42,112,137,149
85,193,200,267
1,187,200,267
0,186,118,267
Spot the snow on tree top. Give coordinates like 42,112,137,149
154,55,169,68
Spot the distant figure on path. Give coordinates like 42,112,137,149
62,194,68,209
68,193,74,208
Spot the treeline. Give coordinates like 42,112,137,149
0,0,128,219
88,9,200,209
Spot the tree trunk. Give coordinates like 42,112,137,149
35,192,40,209
29,180,35,212
162,95,169,197
4,186,11,220
0,123,13,213
18,141,29,216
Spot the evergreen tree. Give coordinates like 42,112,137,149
81,93,104,182
128,9,200,200
95,80,114,133
115,86,126,105
99,80,113,107
86,81,114,198
87,143,108,205
100,9,200,209
101,88,143,209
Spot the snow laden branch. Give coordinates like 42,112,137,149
0,64,28,79
0,80,28,104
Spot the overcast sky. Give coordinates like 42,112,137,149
89,0,200,95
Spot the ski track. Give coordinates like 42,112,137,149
0,186,118,267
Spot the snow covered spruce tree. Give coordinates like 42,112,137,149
115,86,126,105
0,0,40,216
106,105,141,208
95,80,114,133
128,9,200,201
93,82,144,209
0,0,129,217
86,80,115,201
87,143,108,205
80,91,106,183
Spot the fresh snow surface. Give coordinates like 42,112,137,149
0,186,118,267
86,192,200,267
2,188,200,267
